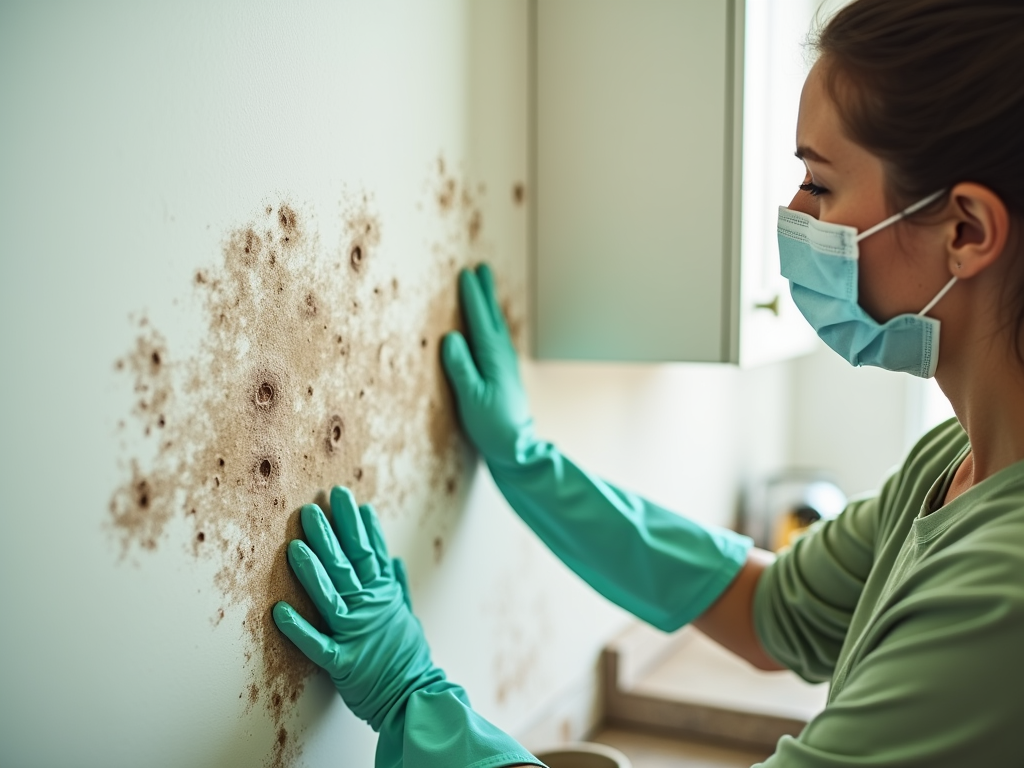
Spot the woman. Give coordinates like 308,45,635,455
272,1,1024,765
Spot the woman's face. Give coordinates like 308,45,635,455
789,60,953,324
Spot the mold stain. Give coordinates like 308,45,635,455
110,159,491,768
487,542,551,709
512,182,526,206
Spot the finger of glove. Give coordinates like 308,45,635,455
329,486,380,586
475,263,511,336
287,540,349,631
273,601,338,670
459,268,513,380
459,267,499,345
392,557,412,610
358,503,393,580
299,503,361,596
441,332,485,401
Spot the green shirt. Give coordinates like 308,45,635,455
753,418,1024,766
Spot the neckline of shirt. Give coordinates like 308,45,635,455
915,440,1024,540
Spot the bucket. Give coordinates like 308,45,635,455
534,741,632,768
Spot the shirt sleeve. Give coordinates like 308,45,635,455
753,491,881,683
753,519,1024,766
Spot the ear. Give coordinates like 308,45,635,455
945,182,1010,279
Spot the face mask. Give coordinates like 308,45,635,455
777,190,955,378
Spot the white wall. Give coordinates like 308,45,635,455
0,4,801,768
788,343,915,497
2,3,935,767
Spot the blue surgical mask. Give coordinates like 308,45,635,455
777,191,955,378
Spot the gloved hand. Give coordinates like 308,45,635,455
441,264,533,467
441,265,754,632
274,486,544,768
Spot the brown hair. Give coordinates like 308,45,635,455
812,0,1024,362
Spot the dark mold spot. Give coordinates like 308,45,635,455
197,531,205,542
467,210,482,243
252,455,280,486
243,229,262,258
446,477,457,495
151,351,161,367
278,205,298,243
325,416,344,453
303,293,318,316
350,245,363,271
136,480,151,509
513,183,526,205
251,370,283,412
433,536,444,564
438,178,456,211
256,382,275,407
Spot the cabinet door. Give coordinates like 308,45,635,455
533,0,739,362
531,0,817,364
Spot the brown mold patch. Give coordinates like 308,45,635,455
271,726,297,768
114,322,172,439
108,460,171,553
277,205,300,245
109,165,491,767
467,209,482,244
513,182,526,206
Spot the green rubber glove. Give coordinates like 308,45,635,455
442,265,753,632
441,264,534,467
273,486,544,768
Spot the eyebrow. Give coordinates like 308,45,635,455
795,146,831,164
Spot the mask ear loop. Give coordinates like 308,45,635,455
856,189,947,243
918,275,958,317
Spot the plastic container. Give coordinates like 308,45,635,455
533,741,632,768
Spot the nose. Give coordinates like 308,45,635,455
788,187,820,219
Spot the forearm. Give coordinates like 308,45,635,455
693,547,786,671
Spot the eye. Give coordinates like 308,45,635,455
799,181,829,197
